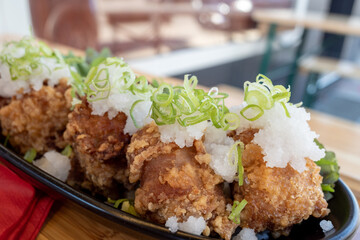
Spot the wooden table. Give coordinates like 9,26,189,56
252,8,360,101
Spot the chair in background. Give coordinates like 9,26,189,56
28,0,98,50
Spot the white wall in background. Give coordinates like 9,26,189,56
0,0,32,36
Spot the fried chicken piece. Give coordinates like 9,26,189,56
231,129,329,234
0,78,71,154
64,100,132,199
127,122,237,240
0,97,10,109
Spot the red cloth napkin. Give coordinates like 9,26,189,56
0,164,54,240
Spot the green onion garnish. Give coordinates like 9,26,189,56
130,100,144,128
228,142,245,185
81,58,154,104
240,104,264,121
151,79,160,88
3,134,10,147
221,113,240,131
24,148,37,163
107,198,138,216
121,201,138,216
61,145,73,157
242,74,291,121
0,36,66,81
228,199,247,224
150,74,232,129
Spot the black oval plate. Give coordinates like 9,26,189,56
0,144,358,240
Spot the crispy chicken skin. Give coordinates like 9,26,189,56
231,129,329,234
0,78,71,154
64,99,132,199
127,122,237,240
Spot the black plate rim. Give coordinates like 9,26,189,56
0,144,358,240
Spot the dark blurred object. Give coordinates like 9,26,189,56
321,0,355,58
29,0,98,50
194,0,292,33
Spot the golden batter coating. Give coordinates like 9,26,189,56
127,122,237,240
64,100,132,199
0,79,71,154
232,129,329,234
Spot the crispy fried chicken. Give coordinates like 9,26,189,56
64,99,132,199
0,78,71,154
231,129,329,235
127,122,237,240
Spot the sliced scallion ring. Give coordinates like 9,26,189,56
152,83,174,107
240,104,264,121
241,74,292,121
221,113,241,131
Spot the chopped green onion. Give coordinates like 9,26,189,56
256,74,273,87
221,113,240,131
241,74,291,121
107,198,138,216
208,87,219,98
130,100,144,128
80,58,154,107
130,76,152,97
70,69,86,108
61,145,73,157
24,148,37,163
152,83,174,106
245,82,274,110
237,144,244,186
0,36,66,81
228,199,247,224
151,79,160,88
229,142,245,185
280,102,290,118
85,67,111,102
121,201,138,216
150,75,230,129
294,101,303,107
3,134,10,147
240,104,264,121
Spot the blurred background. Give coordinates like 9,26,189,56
1,0,360,123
